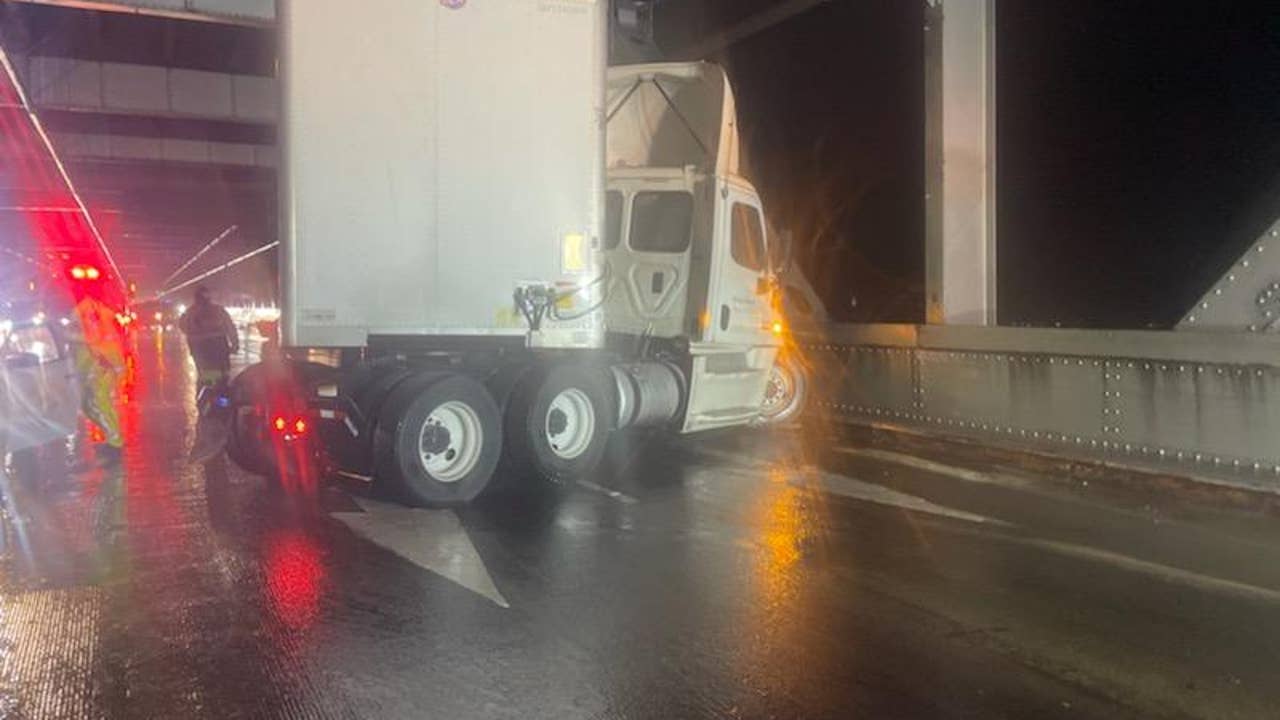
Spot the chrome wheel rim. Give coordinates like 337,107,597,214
761,363,797,419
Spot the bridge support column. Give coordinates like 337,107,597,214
924,0,997,325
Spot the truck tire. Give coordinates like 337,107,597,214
226,404,273,476
226,366,275,475
759,356,808,425
506,363,612,484
376,374,501,506
225,362,317,485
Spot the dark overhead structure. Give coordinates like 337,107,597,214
0,0,276,297
0,0,836,299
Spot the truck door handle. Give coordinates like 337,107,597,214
720,305,730,330
651,272,664,294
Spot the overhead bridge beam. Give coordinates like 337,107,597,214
6,0,273,26
3,55,276,167
17,55,277,124
52,131,276,168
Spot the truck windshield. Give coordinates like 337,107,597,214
629,191,693,253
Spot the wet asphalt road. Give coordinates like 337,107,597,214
3,335,1280,719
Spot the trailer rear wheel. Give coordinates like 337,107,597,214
226,366,275,476
227,404,273,476
377,374,501,506
225,362,320,490
507,364,611,484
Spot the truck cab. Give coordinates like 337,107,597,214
604,168,779,431
604,63,786,432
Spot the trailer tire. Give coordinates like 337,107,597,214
227,406,273,476
759,355,808,425
376,374,501,506
225,362,318,487
226,366,275,476
507,363,612,484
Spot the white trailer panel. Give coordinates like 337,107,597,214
280,0,606,348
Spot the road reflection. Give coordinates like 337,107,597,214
264,530,326,631
733,456,841,705
755,468,807,608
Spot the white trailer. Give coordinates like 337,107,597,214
227,0,806,505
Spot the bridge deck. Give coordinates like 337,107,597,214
2,336,1278,719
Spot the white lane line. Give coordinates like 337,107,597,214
687,444,1006,525
835,446,1032,488
1021,537,1280,605
688,444,1006,525
796,469,1011,526
698,445,1280,604
331,498,510,608
577,479,639,505
935,523,1280,605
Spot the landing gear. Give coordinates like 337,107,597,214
506,364,611,484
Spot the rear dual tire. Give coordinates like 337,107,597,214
376,374,502,507
505,363,612,485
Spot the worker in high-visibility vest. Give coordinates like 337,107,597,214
65,264,124,467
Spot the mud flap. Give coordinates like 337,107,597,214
189,413,231,464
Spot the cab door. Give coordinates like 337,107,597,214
681,182,778,432
706,186,771,345
603,187,693,338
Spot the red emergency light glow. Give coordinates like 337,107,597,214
273,416,288,432
70,264,101,281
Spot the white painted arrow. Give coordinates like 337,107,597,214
331,498,510,608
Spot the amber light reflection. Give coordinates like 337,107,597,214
752,467,816,611
736,462,837,691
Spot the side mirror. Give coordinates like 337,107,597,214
768,229,794,275
614,0,655,43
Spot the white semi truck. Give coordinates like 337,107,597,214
226,0,807,504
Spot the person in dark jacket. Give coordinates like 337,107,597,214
178,286,239,391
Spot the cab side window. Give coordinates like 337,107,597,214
731,203,765,271
630,192,693,253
